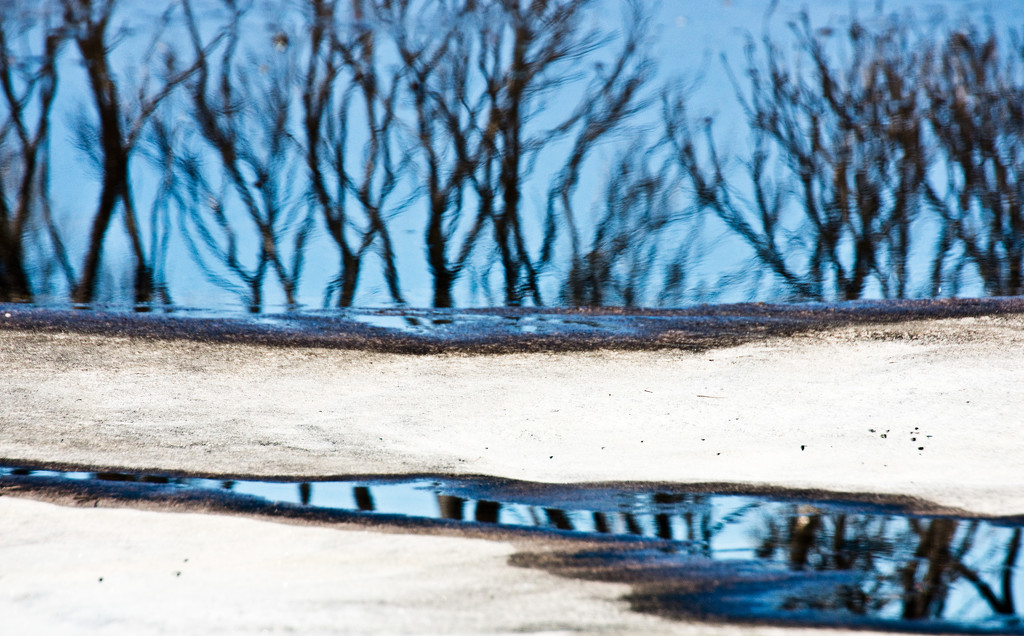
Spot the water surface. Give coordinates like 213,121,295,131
2,465,1020,633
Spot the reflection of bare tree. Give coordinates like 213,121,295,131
561,145,686,306
900,518,956,619
392,0,655,307
950,524,1021,617
177,0,312,312
437,494,464,520
353,485,374,511
301,0,363,307
65,0,203,306
667,12,929,301
680,496,714,556
476,0,652,306
392,0,480,308
753,506,1024,623
544,508,574,531
922,27,1024,297
301,0,409,307
757,510,909,614
474,500,500,524
6,3,1024,308
622,512,643,536
785,512,822,571
0,4,65,302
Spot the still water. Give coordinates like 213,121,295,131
3,465,1020,633
3,0,1023,310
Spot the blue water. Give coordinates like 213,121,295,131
3,465,1021,633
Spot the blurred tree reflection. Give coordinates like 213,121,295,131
667,10,1024,302
0,2,65,302
474,499,500,523
65,0,206,307
753,504,1024,622
437,493,464,520
353,485,374,511
3,2,1024,308
394,0,654,306
561,143,688,306
301,0,409,307
173,0,313,312
953,526,1021,617
667,11,932,300
923,27,1024,297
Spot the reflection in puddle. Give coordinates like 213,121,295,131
2,466,1021,633
346,312,580,335
284,309,643,338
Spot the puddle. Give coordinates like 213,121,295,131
2,465,1021,633
312,309,634,337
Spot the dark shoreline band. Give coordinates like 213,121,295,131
3,297,1022,354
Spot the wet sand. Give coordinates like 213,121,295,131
2,301,1023,633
